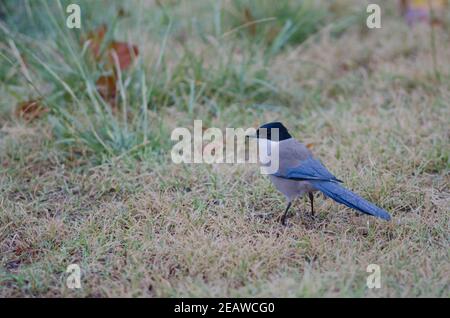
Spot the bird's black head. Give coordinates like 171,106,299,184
256,122,292,141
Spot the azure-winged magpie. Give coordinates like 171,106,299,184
249,122,391,225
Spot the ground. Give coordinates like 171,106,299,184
0,0,449,297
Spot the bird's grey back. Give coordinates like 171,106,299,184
276,138,313,174
269,138,315,201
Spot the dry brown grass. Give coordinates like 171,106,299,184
0,2,449,297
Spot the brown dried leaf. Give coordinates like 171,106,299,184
83,25,139,71
96,75,117,107
15,100,48,122
83,24,107,59
107,41,139,70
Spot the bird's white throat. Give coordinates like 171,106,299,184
258,138,281,169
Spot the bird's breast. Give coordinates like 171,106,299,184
257,139,280,166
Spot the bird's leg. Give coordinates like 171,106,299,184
281,202,292,226
309,192,314,216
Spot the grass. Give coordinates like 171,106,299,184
0,0,449,297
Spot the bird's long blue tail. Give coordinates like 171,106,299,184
281,158,391,221
310,181,391,220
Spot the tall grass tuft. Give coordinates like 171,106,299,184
0,0,339,164
0,0,170,163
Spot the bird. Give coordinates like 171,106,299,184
248,121,391,225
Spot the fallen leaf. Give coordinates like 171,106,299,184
83,25,139,71
96,75,117,107
15,99,48,122
306,143,314,150
107,41,139,70
83,24,107,59
84,26,139,108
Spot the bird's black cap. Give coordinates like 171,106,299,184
256,122,292,141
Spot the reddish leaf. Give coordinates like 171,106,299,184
83,25,107,59
15,100,48,121
96,75,117,107
83,25,139,71
107,41,139,70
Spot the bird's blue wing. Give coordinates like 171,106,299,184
273,157,391,221
276,157,343,183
